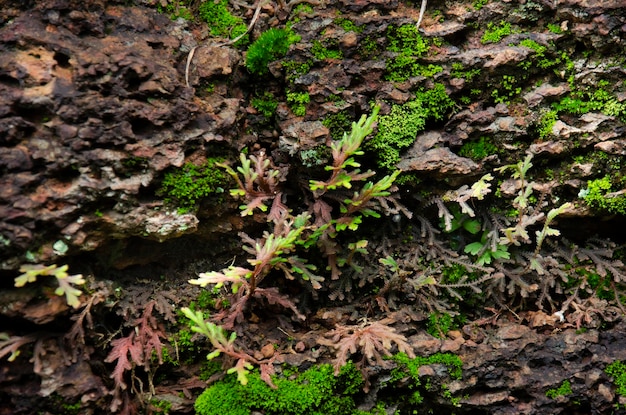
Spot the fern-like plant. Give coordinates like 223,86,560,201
15,264,85,309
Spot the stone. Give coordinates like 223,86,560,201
398,147,480,177
191,45,241,82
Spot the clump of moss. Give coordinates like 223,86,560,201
311,39,343,60
580,176,626,215
194,362,364,415
367,84,455,170
384,24,432,82
552,79,626,122
546,380,573,399
481,21,512,44
537,110,558,139
286,90,310,116
199,0,249,46
606,361,626,398
334,17,364,33
323,111,354,140
252,92,278,118
458,136,498,160
246,28,300,75
158,158,228,212
387,352,463,406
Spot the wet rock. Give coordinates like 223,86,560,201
398,146,480,178
523,83,569,108
190,45,241,84
0,3,208,268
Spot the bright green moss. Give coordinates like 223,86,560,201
311,40,343,60
158,158,227,212
427,312,454,339
199,0,248,46
367,84,454,170
547,23,564,34
246,28,300,75
545,380,573,399
606,361,626,398
581,176,626,215
491,74,522,104
194,362,364,415
481,21,512,44
537,110,558,139
286,90,310,116
252,92,278,118
552,80,626,122
387,24,429,56
451,62,481,82
384,24,434,82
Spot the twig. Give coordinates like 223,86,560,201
416,0,427,31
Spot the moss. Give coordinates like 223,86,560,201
323,111,354,140
427,312,454,338
158,158,228,212
252,92,278,118
311,39,343,60
246,28,300,75
367,84,455,170
537,110,558,139
384,24,433,82
157,0,193,20
334,17,364,33
545,380,573,399
283,60,312,83
387,352,463,406
546,22,564,34
358,35,379,59
581,176,626,215
491,74,522,104
386,24,429,56
481,21,512,44
149,398,172,414
451,62,481,82
606,361,626,399
459,136,498,160
194,362,363,415
553,79,626,122
473,0,489,10
289,3,313,24
286,90,310,116
199,0,249,46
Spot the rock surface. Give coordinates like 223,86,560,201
2,0,626,414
